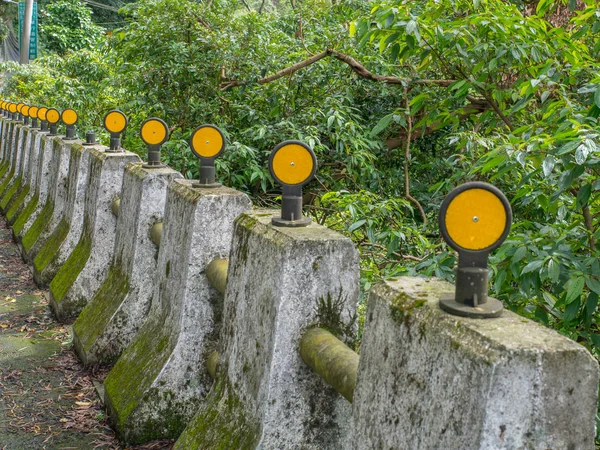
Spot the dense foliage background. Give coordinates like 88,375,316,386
1,0,600,429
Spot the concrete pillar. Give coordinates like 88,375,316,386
350,277,599,450
73,164,182,366
22,138,81,262
0,121,21,197
12,133,54,242
1,125,32,217
6,127,42,224
175,210,360,450
19,136,70,262
103,180,251,444
33,142,104,286
49,148,140,321
0,123,25,208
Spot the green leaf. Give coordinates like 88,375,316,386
589,333,600,347
521,259,544,274
370,114,394,136
563,297,581,322
542,155,554,177
585,292,598,322
585,277,600,295
577,184,592,208
594,86,600,108
565,276,585,304
512,246,528,264
548,259,560,283
348,219,366,232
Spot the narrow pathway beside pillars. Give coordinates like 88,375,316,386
0,216,170,450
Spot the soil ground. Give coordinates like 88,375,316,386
0,217,173,450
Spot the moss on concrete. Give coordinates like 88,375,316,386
0,175,22,211
73,263,130,364
33,218,70,277
6,183,30,223
0,161,10,180
390,291,426,325
49,222,92,309
174,376,260,450
104,323,175,442
22,200,54,254
0,167,16,196
12,194,38,237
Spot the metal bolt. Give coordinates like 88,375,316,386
472,216,479,222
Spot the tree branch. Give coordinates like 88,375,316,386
220,48,455,90
403,87,427,225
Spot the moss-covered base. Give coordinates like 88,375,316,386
0,161,10,182
6,183,30,224
49,223,92,321
33,218,70,286
0,176,22,212
73,264,130,366
21,200,54,257
12,194,38,239
174,376,260,450
104,323,177,444
0,168,16,197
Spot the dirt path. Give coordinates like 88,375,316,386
0,218,172,450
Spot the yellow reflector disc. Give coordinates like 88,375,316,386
22,105,30,117
46,108,60,124
9,104,17,113
17,103,24,113
38,107,48,121
191,126,223,158
104,111,127,133
29,106,38,119
62,109,78,125
272,143,314,185
444,188,507,251
141,119,167,145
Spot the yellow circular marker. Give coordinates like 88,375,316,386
140,118,169,146
38,107,48,121
104,110,128,134
22,105,30,117
17,103,24,113
62,108,78,126
9,103,17,113
439,182,511,253
269,141,317,186
29,106,39,119
190,125,225,159
46,108,60,124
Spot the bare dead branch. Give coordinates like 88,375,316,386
220,48,455,90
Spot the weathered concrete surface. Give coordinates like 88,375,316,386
21,138,76,262
49,148,140,322
5,128,43,224
104,180,251,444
0,122,21,199
0,123,24,214
73,164,182,366
33,143,104,287
351,277,599,450
175,210,360,450
1,125,31,218
13,133,55,243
